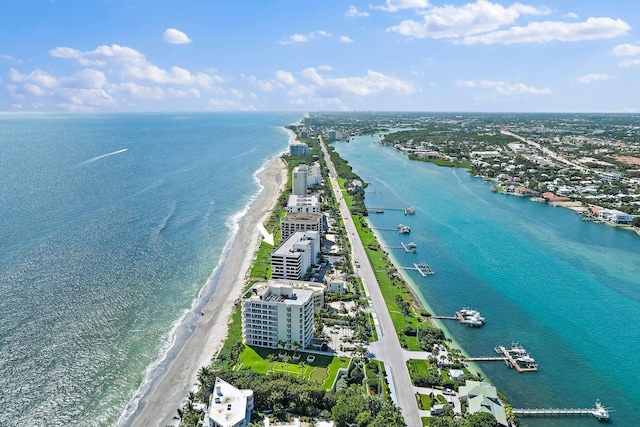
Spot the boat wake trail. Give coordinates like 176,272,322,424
76,149,128,167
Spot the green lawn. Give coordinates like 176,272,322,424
416,393,431,411
407,359,431,377
236,345,350,389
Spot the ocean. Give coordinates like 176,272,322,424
333,134,640,427
0,112,302,426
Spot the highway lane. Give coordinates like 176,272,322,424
319,136,421,426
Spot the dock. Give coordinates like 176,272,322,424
384,242,417,253
371,224,411,234
432,309,486,327
461,342,538,373
464,357,506,362
399,262,434,276
513,400,610,421
496,344,538,372
366,206,415,214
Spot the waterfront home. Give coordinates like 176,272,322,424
205,378,254,427
513,187,539,197
459,381,508,427
599,209,634,225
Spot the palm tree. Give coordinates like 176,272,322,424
293,340,302,356
283,354,292,375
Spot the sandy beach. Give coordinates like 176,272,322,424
128,155,287,427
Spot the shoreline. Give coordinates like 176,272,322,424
123,155,287,427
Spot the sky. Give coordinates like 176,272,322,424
1,0,640,113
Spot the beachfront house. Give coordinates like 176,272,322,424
205,378,253,427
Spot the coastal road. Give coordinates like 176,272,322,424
319,137,422,427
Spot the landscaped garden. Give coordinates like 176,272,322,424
236,345,351,389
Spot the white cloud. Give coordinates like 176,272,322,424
163,28,192,44
387,0,549,39
279,30,332,45
50,44,221,88
274,70,296,86
304,68,416,97
167,88,201,98
112,82,165,100
620,59,640,67
243,74,274,91
0,54,23,63
229,88,244,99
577,74,614,83
372,0,430,13
340,36,354,43
463,17,630,44
347,5,369,17
12,43,224,110
207,98,255,111
612,42,640,56
9,67,116,108
457,79,551,95
564,12,579,19
280,34,310,44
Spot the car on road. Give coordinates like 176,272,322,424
442,388,455,396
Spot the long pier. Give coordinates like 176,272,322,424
367,206,415,214
513,400,610,421
514,408,595,416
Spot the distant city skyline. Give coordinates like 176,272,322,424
2,0,640,113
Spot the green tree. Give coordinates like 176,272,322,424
466,411,500,427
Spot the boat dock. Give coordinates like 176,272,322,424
366,206,415,214
399,262,434,276
384,242,417,253
432,309,486,327
371,224,411,234
460,342,538,372
495,343,538,372
513,400,610,421
465,356,506,362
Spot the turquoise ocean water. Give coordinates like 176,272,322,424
0,112,301,426
334,135,640,427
